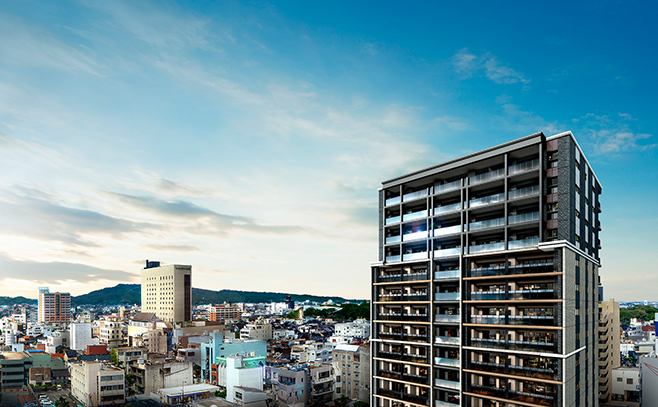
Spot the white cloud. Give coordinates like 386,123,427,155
576,113,656,154
452,48,530,88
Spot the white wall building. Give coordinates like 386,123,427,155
334,319,370,339
71,361,125,407
240,322,272,341
70,323,97,351
611,367,640,401
220,355,265,404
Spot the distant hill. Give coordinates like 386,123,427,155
1,284,360,307
0,296,37,306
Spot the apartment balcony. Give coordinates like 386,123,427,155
403,230,429,242
386,196,401,206
377,313,430,323
546,193,558,203
508,211,540,225
508,288,554,300
469,241,505,254
377,332,429,344
433,224,462,237
403,189,428,202
377,388,429,406
385,215,401,225
435,179,461,194
469,193,505,208
386,255,401,262
434,270,459,280
377,293,429,302
508,237,540,250
435,378,460,391
509,159,539,175
469,168,504,185
435,292,460,301
434,357,460,368
434,336,460,346
470,384,555,407
434,314,460,323
378,369,429,385
470,337,556,352
403,251,429,261
469,217,504,231
508,185,540,201
508,315,555,326
434,202,462,215
377,272,429,283
377,350,429,364
434,247,461,258
386,235,401,244
435,401,459,407
470,315,505,324
403,210,428,222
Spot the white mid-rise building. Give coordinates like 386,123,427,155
71,361,125,407
240,322,273,341
70,323,97,351
218,355,265,404
334,319,370,339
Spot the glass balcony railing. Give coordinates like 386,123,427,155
508,289,554,300
469,168,504,185
385,235,401,244
434,314,460,323
435,179,461,194
434,202,461,215
403,189,428,202
385,196,401,206
435,357,460,368
469,193,505,208
508,237,539,250
508,315,555,326
508,211,540,225
470,315,505,324
435,378,460,390
508,185,539,200
377,272,428,283
403,251,428,261
403,230,429,241
508,159,539,175
385,255,401,263
434,247,461,258
402,210,427,222
469,241,505,254
469,217,505,231
470,262,554,277
469,266,505,278
433,224,462,237
470,291,506,301
436,401,460,407
435,336,460,345
385,216,401,225
435,292,460,301
434,270,459,279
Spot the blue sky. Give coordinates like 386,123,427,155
0,1,656,301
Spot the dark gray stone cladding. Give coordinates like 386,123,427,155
378,189,384,262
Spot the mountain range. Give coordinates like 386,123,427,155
0,284,359,307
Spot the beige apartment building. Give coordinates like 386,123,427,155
38,287,71,324
141,260,192,323
599,298,621,403
210,304,242,322
71,361,125,407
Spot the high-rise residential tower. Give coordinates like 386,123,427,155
371,132,602,407
141,260,192,323
37,287,71,324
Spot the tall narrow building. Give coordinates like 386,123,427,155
141,260,192,323
371,131,602,407
37,287,71,324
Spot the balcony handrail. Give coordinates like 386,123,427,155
434,179,462,194
508,158,539,175
469,168,504,185
469,192,505,208
403,189,428,202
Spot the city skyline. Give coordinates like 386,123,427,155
0,1,657,300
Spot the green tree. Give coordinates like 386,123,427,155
55,396,70,407
110,348,118,364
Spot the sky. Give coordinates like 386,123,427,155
0,1,656,301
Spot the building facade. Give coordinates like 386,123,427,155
210,304,242,322
38,287,71,324
598,299,620,403
70,361,125,407
333,342,371,403
141,260,192,323
371,132,602,407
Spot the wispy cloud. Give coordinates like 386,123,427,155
0,13,105,75
452,48,530,88
574,113,657,154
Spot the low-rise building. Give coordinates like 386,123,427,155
334,319,370,339
115,346,148,365
128,360,193,396
240,322,272,341
0,351,33,388
217,355,265,404
157,383,220,405
70,361,125,407
98,318,123,348
611,367,640,402
28,366,52,386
